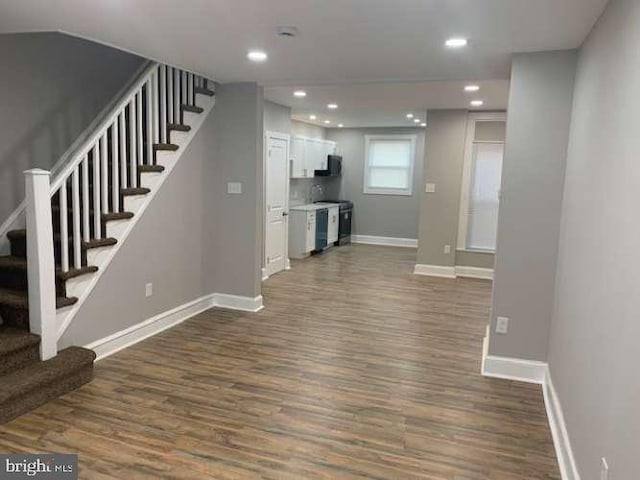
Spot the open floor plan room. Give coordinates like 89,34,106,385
0,246,558,479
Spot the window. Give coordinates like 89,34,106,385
364,135,416,195
467,142,504,250
457,113,506,252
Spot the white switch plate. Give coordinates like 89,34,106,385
601,458,609,480
145,283,153,297
496,316,509,335
444,244,451,254
425,183,436,193
227,182,242,194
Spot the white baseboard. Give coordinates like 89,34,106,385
213,293,264,312
414,264,456,278
455,266,494,280
480,332,579,480
414,264,493,280
352,235,417,248
85,292,263,361
544,371,581,480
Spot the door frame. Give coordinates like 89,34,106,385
263,130,291,281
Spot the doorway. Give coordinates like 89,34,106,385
264,131,290,279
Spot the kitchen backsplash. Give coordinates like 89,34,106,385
290,177,341,206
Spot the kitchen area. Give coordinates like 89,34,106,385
287,133,353,259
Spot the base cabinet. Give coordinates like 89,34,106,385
327,206,339,244
289,210,316,259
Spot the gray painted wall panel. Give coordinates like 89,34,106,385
548,0,640,477
0,32,143,223
416,111,467,266
489,51,577,361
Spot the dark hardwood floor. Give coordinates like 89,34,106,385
0,244,560,479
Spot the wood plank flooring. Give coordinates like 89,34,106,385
0,244,560,479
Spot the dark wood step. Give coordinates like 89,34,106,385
194,86,215,97
138,165,165,173
0,346,95,423
0,288,77,311
167,123,191,132
82,238,117,250
181,104,203,114
0,327,40,377
121,187,150,196
153,143,179,152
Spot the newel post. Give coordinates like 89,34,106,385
25,169,57,360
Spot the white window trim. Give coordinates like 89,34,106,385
363,134,416,196
457,112,506,252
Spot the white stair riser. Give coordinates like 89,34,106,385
170,131,189,145
65,273,95,299
155,151,177,168
183,111,199,126
123,194,148,214
105,219,131,239
86,245,115,267
140,172,163,190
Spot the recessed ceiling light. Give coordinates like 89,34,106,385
406,113,414,119
445,37,468,48
338,124,344,128
247,50,268,62
421,123,427,127
464,85,480,92
293,90,307,98
327,103,338,110
413,118,421,123
309,114,316,120
324,120,331,124
470,100,484,107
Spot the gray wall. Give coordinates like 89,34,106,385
548,0,640,477
61,83,264,346
264,100,291,135
416,111,467,266
0,32,143,223
326,127,425,239
488,51,577,361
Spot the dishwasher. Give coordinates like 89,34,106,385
314,208,329,251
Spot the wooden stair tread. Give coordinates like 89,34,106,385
181,104,204,114
82,238,117,250
121,187,150,196
153,143,179,151
56,265,99,281
0,256,97,282
138,165,165,173
0,346,95,403
0,288,77,310
194,86,215,96
167,123,191,132
101,211,134,221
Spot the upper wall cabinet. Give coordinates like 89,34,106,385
290,135,336,178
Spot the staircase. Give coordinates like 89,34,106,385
0,62,215,423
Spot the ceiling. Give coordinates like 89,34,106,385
265,80,510,128
0,0,607,127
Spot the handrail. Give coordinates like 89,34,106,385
49,61,159,195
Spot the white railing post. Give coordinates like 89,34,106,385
24,169,57,361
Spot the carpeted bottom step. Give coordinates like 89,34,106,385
0,346,95,423
0,327,40,376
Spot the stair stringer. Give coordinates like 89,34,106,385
56,92,216,340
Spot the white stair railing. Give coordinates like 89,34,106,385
23,61,211,359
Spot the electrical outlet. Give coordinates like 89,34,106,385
601,458,609,480
444,244,451,254
496,316,509,335
227,182,242,194
425,183,436,193
145,283,153,298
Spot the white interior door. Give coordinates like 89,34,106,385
265,133,289,277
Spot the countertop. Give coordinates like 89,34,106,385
290,203,342,212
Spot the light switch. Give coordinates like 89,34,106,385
227,182,242,194
425,183,436,193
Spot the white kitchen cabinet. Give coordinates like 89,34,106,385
327,206,339,244
289,210,316,258
290,136,337,178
